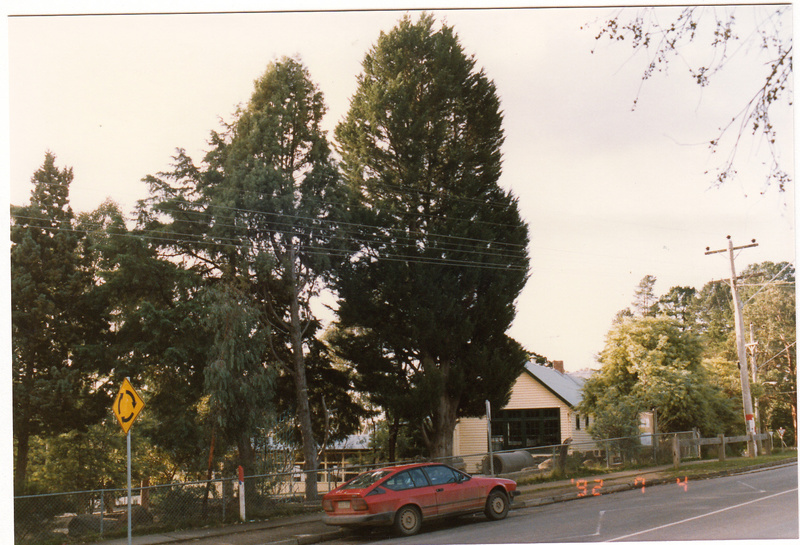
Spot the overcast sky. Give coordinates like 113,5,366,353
3,2,796,374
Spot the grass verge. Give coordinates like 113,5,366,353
666,449,797,478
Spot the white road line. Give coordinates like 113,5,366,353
553,510,606,541
605,488,798,542
737,480,765,493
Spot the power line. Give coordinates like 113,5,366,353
21,175,530,233
743,262,794,304
10,218,528,273
11,210,528,266
757,341,797,371
15,180,530,252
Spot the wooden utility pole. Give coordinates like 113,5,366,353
705,236,758,457
748,323,764,454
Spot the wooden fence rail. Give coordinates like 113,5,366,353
672,433,773,468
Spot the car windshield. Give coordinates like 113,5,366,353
341,469,392,490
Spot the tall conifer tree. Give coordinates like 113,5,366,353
334,14,530,458
11,153,109,492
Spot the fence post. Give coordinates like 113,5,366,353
765,433,773,455
672,434,681,469
100,489,105,536
238,466,246,522
141,477,150,509
718,434,726,462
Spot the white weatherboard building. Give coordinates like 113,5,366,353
453,362,595,473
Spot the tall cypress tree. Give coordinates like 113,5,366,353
333,14,530,458
11,153,109,492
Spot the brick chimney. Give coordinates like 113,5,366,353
553,360,564,374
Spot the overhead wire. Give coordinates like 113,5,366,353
10,213,529,273
15,184,530,267
743,262,795,304
10,208,527,265
11,177,530,261
22,175,530,234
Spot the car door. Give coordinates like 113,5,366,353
422,465,474,515
382,468,438,518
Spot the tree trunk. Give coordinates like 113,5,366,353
428,394,459,460
14,427,29,494
288,247,318,501
388,414,400,462
420,355,460,461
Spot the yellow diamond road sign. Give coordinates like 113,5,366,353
113,378,145,434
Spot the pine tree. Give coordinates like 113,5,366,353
333,14,530,459
11,153,109,492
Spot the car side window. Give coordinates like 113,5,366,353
407,468,429,487
383,470,415,491
423,465,458,485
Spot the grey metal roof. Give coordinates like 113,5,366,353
330,434,371,450
523,363,586,407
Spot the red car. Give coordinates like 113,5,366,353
322,462,519,536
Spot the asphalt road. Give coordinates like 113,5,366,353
331,464,798,544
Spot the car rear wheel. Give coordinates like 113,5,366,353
484,489,509,521
394,505,422,536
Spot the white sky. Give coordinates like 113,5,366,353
2,2,796,376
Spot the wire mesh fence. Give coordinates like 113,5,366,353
12,431,704,544
14,477,239,543
440,431,701,477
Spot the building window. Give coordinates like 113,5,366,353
491,408,560,449
575,415,581,430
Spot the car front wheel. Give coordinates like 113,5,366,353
484,489,509,521
394,505,422,536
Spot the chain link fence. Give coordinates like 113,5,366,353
14,476,241,543
13,431,705,544
14,465,387,543
445,431,701,478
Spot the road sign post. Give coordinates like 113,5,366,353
113,378,145,545
486,400,494,475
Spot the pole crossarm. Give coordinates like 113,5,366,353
704,241,759,255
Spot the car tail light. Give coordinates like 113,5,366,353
322,499,334,512
351,498,368,511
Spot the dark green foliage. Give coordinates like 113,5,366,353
692,280,736,358
89,199,215,478
333,13,530,458
136,57,356,500
11,153,112,493
659,286,697,329
202,285,276,466
274,337,371,448
25,422,126,494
